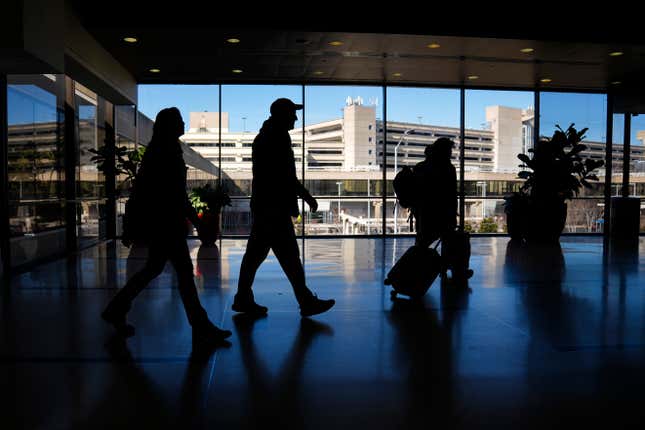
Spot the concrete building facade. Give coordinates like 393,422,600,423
181,101,644,177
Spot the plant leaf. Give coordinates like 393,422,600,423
517,153,531,164
569,145,587,155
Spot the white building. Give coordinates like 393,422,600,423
181,99,537,174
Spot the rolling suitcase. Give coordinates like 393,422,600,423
385,243,442,299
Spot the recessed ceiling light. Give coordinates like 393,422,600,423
427,43,441,49
149,68,160,73
232,69,243,74
611,81,622,85
329,41,344,46
609,51,624,57
313,71,325,75
227,38,240,44
540,78,552,83
392,72,402,77
520,48,534,53
123,37,138,43
467,75,479,80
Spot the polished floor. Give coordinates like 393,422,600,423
1,237,644,429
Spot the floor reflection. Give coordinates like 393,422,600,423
195,244,221,289
386,282,470,428
3,237,645,429
232,314,334,430
504,239,566,283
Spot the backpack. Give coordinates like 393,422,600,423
393,166,420,209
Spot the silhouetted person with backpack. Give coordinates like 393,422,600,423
414,138,473,281
413,138,458,248
232,98,335,317
101,107,232,344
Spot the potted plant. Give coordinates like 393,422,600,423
505,124,604,243
190,183,231,245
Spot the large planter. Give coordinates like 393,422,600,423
504,194,530,241
505,196,567,243
199,211,221,246
525,198,567,244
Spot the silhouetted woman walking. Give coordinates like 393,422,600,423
101,107,231,344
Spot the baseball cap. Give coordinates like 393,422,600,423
433,137,455,150
270,98,304,116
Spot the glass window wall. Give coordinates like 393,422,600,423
115,105,137,236
386,87,461,235
465,89,534,233
7,74,66,267
138,85,220,237
630,115,645,232
128,84,638,239
75,81,108,246
305,86,382,235
539,92,608,232
221,85,302,235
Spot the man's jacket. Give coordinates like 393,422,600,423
251,118,306,217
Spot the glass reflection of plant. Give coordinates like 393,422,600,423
89,145,146,197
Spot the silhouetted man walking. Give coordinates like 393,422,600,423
233,98,335,317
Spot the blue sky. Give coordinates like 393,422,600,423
6,82,631,145
138,85,619,142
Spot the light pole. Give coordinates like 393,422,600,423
242,117,247,133
336,181,342,224
367,177,370,234
393,129,414,233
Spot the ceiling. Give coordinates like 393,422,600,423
70,3,645,93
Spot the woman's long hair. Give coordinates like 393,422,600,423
146,107,183,156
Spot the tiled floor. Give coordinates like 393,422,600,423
2,237,644,429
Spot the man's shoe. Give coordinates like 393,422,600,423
101,307,135,338
192,322,232,346
232,295,268,315
300,295,335,317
